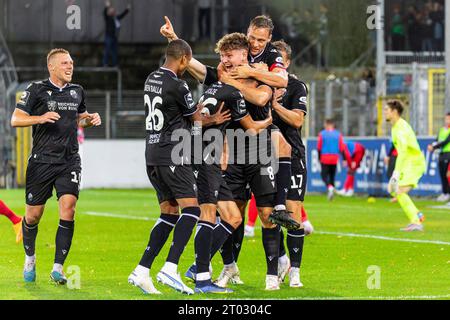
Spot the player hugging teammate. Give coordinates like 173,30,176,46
129,14,311,295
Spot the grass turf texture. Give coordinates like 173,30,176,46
0,189,449,300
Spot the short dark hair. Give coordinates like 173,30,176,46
215,33,249,53
165,39,192,60
325,118,335,126
272,40,292,60
249,15,274,34
387,99,404,115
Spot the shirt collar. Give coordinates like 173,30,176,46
249,44,267,62
160,67,178,78
48,78,68,91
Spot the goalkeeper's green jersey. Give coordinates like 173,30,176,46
391,118,426,173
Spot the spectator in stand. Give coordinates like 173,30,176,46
197,0,211,40
406,5,422,52
391,6,406,51
103,1,131,67
421,5,435,51
430,1,445,51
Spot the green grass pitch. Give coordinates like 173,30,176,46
0,189,449,300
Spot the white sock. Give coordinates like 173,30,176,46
196,272,211,282
52,263,63,273
25,254,36,265
279,254,289,264
135,265,149,277
162,262,178,274
274,204,286,211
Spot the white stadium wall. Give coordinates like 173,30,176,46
80,140,150,189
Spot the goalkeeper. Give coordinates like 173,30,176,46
384,100,426,231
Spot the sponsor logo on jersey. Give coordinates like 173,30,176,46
70,89,78,99
275,56,283,63
47,90,52,96
47,100,57,111
299,96,307,104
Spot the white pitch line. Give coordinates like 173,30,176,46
429,205,450,210
316,231,450,246
82,211,157,221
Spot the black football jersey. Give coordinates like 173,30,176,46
273,75,308,159
248,42,285,71
15,79,87,164
203,66,270,123
194,81,248,164
203,66,271,162
145,67,198,166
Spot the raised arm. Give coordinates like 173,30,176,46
160,16,207,82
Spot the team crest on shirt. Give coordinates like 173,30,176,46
70,90,78,99
276,57,283,63
47,90,52,97
299,96,307,104
47,100,57,111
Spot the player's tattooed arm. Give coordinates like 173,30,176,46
220,74,272,107
11,108,60,127
230,65,288,88
78,112,102,128
271,88,305,129
239,109,272,135
160,16,207,81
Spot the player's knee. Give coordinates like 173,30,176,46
230,214,242,229
25,215,41,225
279,141,292,157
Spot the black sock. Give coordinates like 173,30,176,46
195,221,215,275
279,228,286,257
210,220,235,259
275,157,291,208
22,218,38,257
139,214,179,268
262,226,280,276
166,207,200,265
220,230,235,265
287,228,305,268
232,221,245,262
55,220,75,265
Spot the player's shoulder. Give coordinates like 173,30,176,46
67,83,84,92
288,75,307,90
222,82,242,96
267,42,281,55
25,80,46,91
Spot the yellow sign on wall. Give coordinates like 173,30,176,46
15,91,32,187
